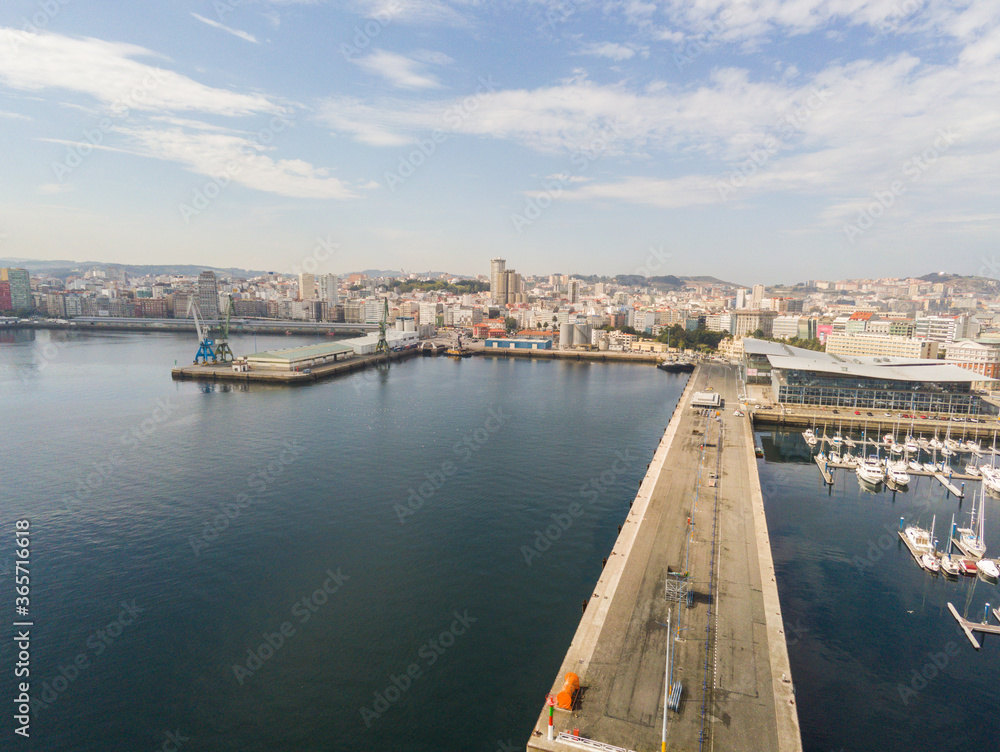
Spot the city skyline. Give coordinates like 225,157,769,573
1,3,999,282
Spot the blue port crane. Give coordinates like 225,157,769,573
186,297,216,364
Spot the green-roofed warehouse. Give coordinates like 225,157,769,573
244,342,355,371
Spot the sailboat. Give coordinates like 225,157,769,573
952,486,987,560
941,528,961,577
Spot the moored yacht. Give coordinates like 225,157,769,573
887,464,910,487
940,554,961,578
921,553,940,573
977,559,999,581
952,487,987,559
857,456,885,486
898,515,935,560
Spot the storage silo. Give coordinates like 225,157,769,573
559,323,573,349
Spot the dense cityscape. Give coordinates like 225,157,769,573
3,260,1000,378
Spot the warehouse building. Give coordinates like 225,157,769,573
245,342,355,371
484,337,552,350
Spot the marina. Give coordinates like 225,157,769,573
757,426,1000,751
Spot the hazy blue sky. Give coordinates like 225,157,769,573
1,1,997,282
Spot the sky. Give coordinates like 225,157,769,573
0,0,998,283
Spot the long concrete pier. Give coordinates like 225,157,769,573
526,363,801,752
170,348,420,385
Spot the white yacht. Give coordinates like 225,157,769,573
887,463,910,487
904,436,919,454
908,459,924,473
921,553,940,573
856,456,885,485
899,517,935,560
977,559,999,581
803,429,817,447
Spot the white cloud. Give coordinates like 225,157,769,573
116,126,359,200
190,13,260,44
353,50,444,89
578,42,639,61
352,0,469,27
37,183,74,195
0,28,279,116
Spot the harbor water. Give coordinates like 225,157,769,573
759,427,1000,752
0,329,684,752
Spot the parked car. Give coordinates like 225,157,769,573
854,410,861,415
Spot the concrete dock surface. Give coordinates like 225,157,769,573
527,363,801,752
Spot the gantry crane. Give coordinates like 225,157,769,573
214,295,235,363
186,297,216,364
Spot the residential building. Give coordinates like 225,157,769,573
197,271,219,319
945,339,1000,380
733,309,777,338
299,273,316,300
1,268,31,311
490,258,506,304
915,314,974,345
825,332,938,359
0,281,10,312
316,274,338,304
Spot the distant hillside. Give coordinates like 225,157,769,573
681,275,741,287
0,258,268,279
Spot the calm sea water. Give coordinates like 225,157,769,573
0,329,684,752
758,428,1000,752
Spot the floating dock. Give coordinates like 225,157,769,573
933,473,966,497
814,456,834,485
947,602,1000,650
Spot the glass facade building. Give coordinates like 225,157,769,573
771,368,997,415
740,337,998,416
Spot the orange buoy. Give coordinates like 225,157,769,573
556,672,580,710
